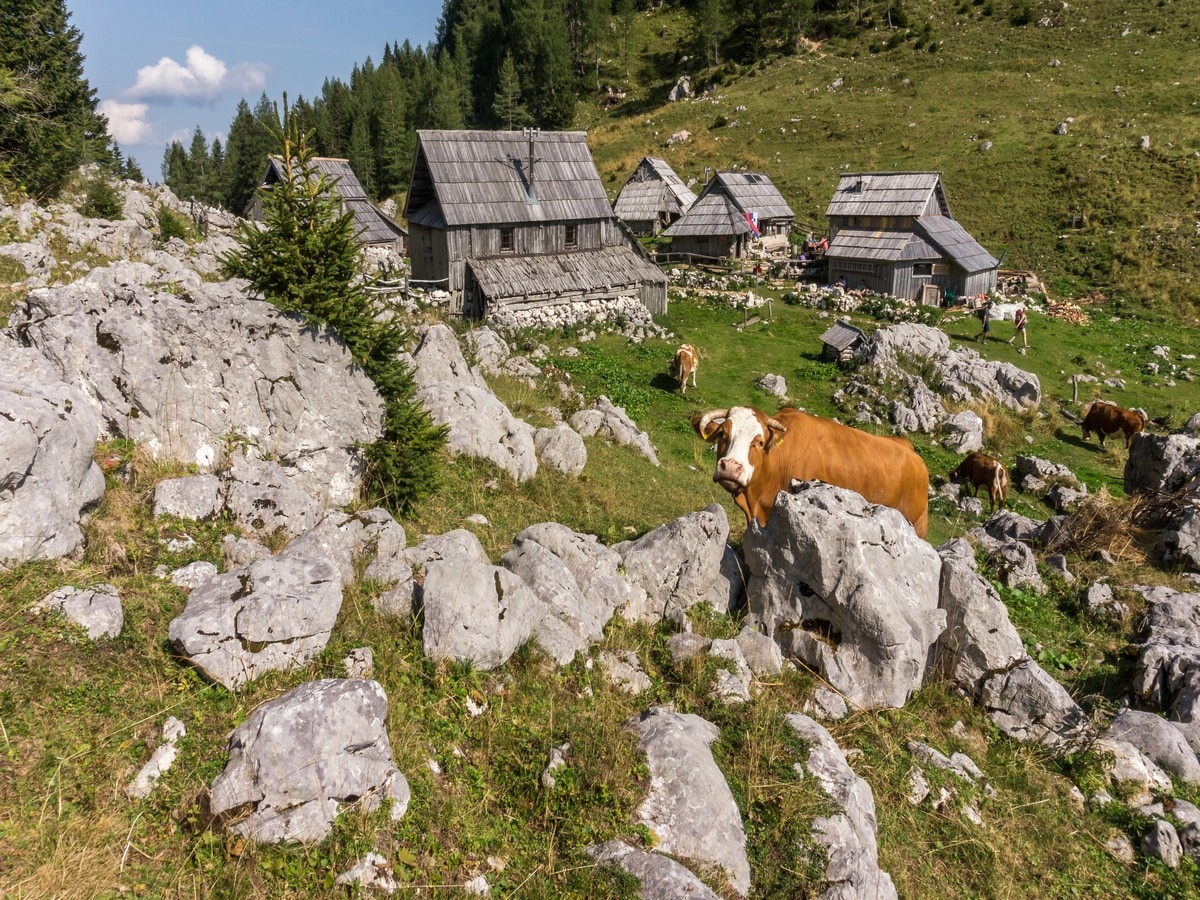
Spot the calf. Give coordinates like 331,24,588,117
948,452,1009,513
1082,400,1147,449
671,343,699,395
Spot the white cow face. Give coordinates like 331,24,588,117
696,406,769,491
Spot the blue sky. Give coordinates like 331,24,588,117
67,0,442,179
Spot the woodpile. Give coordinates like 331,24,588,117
1046,298,1090,325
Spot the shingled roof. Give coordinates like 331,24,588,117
712,171,795,220
661,190,754,238
405,130,614,228
256,157,406,245
826,171,950,219
467,245,665,302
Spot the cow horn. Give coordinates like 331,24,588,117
765,416,789,434
695,409,729,440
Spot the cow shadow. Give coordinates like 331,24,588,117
1053,427,1095,451
651,372,682,394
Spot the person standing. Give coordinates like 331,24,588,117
1009,306,1028,347
976,298,993,343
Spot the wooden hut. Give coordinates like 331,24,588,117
247,157,407,253
403,129,668,317
824,172,998,302
819,319,866,362
612,157,697,235
662,171,794,259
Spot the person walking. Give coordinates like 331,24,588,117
976,298,993,343
1009,306,1028,348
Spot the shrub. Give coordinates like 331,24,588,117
156,205,193,244
80,175,124,220
222,97,446,514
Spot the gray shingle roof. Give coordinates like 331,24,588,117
916,216,999,273
641,157,698,210
405,130,614,227
466,245,666,300
613,180,674,221
826,227,927,261
661,190,754,238
819,320,866,352
826,171,949,218
709,172,794,220
260,156,406,245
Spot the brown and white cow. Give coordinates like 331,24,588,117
693,406,930,535
672,343,699,395
1082,400,1147,449
948,451,1009,513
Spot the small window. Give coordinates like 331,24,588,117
565,224,577,249
500,227,514,252
913,262,933,276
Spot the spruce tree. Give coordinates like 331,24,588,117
221,97,445,514
492,54,528,130
0,0,113,197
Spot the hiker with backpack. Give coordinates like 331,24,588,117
976,298,994,343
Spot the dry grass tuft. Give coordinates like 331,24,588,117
1041,486,1191,567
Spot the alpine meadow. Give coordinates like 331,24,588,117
3,0,1200,898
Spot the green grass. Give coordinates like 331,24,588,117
583,0,1200,318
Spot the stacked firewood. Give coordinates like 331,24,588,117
1045,298,1090,325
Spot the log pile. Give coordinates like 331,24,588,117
1046,298,1090,325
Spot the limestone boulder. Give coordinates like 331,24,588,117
786,713,898,900
980,659,1090,751
32,584,123,640
936,552,1026,696
744,483,945,710
585,841,720,900
1105,709,1200,784
153,474,223,520
629,707,751,897
168,554,343,690
0,343,105,565
569,396,659,466
615,504,735,623
421,560,539,669
417,382,538,482
209,679,410,843
10,276,383,505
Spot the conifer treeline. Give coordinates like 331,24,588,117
163,0,825,211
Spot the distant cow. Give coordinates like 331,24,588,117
693,406,930,535
671,343,699,395
1082,400,1147,449
948,452,1009,513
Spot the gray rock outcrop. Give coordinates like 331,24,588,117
585,841,720,899
787,713,898,900
501,523,628,665
1,343,105,564
980,659,1090,750
629,707,751,896
1130,585,1200,722
744,483,945,710
418,382,538,482
10,275,384,506
420,559,539,669
32,584,123,640
209,679,410,843
936,549,1026,696
224,451,321,540
1105,709,1200,784
615,504,735,623
533,424,587,476
152,474,223,520
569,396,660,466
168,554,343,690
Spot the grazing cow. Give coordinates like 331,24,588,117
693,406,930,536
1082,400,1147,449
948,452,1009,513
671,343,699,395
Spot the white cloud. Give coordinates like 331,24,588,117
128,45,268,104
99,99,155,145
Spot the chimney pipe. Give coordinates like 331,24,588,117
524,126,540,200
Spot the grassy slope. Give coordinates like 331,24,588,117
6,3,1200,896
583,0,1200,315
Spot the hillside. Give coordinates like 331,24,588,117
3,170,1200,898
581,0,1200,317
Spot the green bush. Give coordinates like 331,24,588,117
80,175,123,220
155,205,194,243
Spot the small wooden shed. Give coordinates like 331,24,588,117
247,156,407,253
819,319,866,362
824,172,997,301
612,157,697,235
404,129,668,317
662,171,794,259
